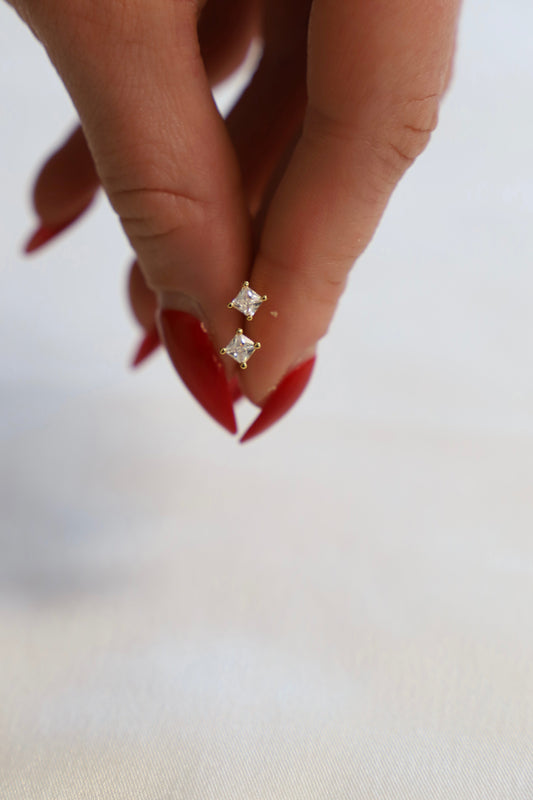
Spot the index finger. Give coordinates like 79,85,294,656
240,0,461,439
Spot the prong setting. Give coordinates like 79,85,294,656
224,282,267,368
227,282,267,320
221,330,261,369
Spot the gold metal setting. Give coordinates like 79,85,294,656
227,281,267,321
220,328,261,370
223,283,266,369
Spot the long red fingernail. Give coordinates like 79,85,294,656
240,357,316,444
131,325,160,368
23,217,78,254
159,309,237,435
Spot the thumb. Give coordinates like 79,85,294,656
239,0,460,441
21,0,251,431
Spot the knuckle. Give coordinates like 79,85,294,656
108,184,211,245
373,93,441,185
303,274,347,323
306,89,441,191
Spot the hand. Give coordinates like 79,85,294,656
11,0,461,440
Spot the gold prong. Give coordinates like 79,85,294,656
240,362,248,370
220,348,226,355
246,315,253,321
262,295,268,302
227,302,234,309
254,342,261,350
237,328,243,334
243,281,249,287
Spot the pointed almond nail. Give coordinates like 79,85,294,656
23,217,79,254
240,356,316,444
131,325,160,368
159,309,237,435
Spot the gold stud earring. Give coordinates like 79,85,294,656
227,281,267,321
220,329,261,370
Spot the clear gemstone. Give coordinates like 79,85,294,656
230,284,265,319
223,331,258,365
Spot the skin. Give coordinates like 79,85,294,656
8,0,462,408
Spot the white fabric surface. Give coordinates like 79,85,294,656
1,0,533,797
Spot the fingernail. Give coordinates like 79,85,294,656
159,308,237,435
131,325,160,368
23,217,78,254
240,356,316,444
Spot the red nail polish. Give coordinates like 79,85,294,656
240,357,316,444
160,309,237,435
23,217,78,254
131,325,160,368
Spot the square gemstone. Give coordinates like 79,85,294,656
222,331,258,366
230,284,265,319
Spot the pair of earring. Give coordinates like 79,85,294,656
220,282,267,370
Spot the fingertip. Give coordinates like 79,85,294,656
240,356,316,443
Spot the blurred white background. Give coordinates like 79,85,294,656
1,0,533,797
